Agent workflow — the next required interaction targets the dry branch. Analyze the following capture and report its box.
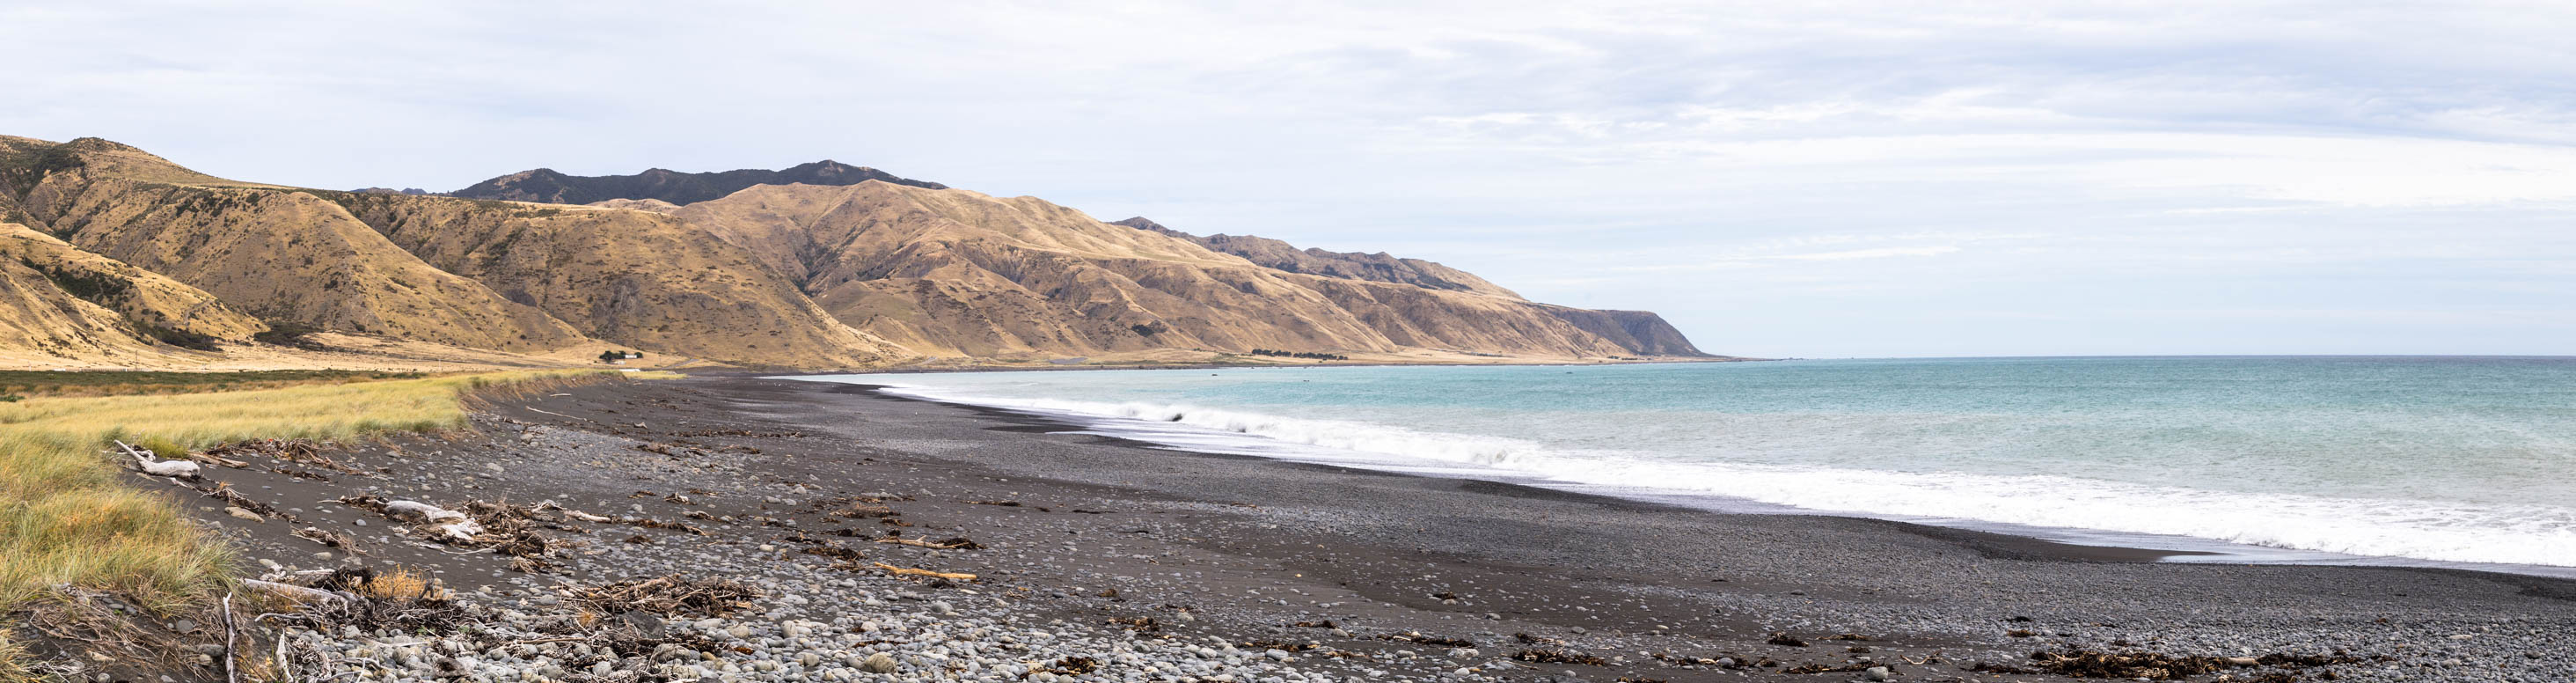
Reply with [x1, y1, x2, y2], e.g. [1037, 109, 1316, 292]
[872, 562, 976, 580]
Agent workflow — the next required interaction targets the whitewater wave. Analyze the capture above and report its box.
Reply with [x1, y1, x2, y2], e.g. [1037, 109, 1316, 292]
[875, 385, 2576, 569]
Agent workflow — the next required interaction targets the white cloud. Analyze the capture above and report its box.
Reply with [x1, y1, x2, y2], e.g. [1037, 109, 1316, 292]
[1775, 246, 1962, 261]
[3, 0, 2572, 356]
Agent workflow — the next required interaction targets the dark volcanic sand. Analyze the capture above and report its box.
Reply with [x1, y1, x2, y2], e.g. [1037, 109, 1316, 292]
[154, 376, 2576, 682]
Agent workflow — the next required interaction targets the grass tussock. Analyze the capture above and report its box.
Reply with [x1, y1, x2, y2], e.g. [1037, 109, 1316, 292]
[351, 568, 448, 601]
[0, 369, 633, 613]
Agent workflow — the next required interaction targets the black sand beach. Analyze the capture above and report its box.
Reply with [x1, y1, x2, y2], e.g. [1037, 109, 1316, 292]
[135, 375, 2576, 682]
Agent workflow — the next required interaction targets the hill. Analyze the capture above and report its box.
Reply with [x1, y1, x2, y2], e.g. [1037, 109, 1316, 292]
[451, 160, 945, 205]
[669, 181, 1706, 359]
[0, 222, 267, 347]
[0, 134, 1712, 369]
[1, 136, 589, 352]
[325, 193, 903, 368]
[0, 224, 187, 363]
[0, 136, 902, 368]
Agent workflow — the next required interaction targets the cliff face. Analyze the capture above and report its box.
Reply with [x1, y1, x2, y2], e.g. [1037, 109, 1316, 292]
[671, 182, 1696, 359]
[1113, 216, 1708, 356]
[1112, 217, 1522, 298]
[1544, 308, 1706, 356]
[452, 160, 945, 205]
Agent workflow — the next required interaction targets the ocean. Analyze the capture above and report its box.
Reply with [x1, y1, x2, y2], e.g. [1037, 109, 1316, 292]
[792, 356, 2576, 575]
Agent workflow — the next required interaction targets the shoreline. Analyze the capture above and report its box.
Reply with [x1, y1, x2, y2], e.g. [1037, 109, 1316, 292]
[111, 375, 2576, 682]
[772, 356, 1766, 377]
[833, 380, 2221, 568]
[790, 374, 2576, 582]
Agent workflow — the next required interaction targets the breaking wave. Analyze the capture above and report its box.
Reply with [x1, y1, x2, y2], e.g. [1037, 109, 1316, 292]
[875, 384, 2576, 569]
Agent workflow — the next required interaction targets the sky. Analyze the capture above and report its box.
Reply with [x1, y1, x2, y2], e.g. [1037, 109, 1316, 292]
[4, 1, 2572, 358]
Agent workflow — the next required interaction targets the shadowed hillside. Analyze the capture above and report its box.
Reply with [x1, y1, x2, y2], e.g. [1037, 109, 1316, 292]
[0, 222, 267, 347]
[1112, 217, 1522, 298]
[452, 160, 945, 205]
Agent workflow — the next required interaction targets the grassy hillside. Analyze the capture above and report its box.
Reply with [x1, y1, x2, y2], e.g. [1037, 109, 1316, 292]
[677, 181, 1665, 359]
[3, 137, 592, 353]
[325, 192, 905, 368]
[0, 222, 267, 347]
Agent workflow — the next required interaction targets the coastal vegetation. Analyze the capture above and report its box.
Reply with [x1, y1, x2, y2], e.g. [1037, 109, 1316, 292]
[1248, 349, 1350, 361]
[0, 368, 427, 398]
[0, 370, 658, 624]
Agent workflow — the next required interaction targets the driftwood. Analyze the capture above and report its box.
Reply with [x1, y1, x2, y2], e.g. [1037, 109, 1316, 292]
[872, 562, 976, 580]
[872, 536, 981, 550]
[291, 526, 362, 554]
[523, 407, 596, 424]
[207, 438, 365, 474]
[572, 574, 762, 616]
[117, 440, 201, 478]
[240, 579, 349, 608]
[220, 592, 238, 683]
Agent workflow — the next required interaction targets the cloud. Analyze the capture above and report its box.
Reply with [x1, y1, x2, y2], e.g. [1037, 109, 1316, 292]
[2, 0, 2571, 356]
[1775, 246, 1962, 261]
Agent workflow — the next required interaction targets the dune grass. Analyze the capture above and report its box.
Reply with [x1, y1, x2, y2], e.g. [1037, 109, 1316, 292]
[0, 369, 433, 400]
[0, 369, 648, 615]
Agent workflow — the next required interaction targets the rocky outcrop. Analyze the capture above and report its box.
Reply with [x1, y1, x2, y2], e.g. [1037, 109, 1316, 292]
[452, 161, 944, 206]
[1113, 217, 1521, 298]
[1544, 308, 1706, 356]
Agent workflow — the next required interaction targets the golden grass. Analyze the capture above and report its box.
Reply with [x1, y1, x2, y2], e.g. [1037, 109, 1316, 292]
[0, 369, 628, 613]
[353, 568, 447, 601]
[0, 369, 436, 399]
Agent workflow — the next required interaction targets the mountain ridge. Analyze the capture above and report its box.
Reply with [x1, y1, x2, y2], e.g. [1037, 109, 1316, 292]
[452, 160, 945, 205]
[1110, 217, 1523, 298]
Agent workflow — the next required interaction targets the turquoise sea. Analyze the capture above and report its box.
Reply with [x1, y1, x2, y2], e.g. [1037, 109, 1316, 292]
[796, 356, 2576, 574]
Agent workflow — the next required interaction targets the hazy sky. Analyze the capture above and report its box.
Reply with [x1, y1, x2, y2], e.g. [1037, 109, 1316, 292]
[7, 1, 2572, 357]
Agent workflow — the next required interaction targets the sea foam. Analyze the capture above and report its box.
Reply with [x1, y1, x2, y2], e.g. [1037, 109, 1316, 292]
[875, 383, 2576, 569]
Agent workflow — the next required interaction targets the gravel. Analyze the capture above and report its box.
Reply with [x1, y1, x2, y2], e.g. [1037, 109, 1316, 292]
[156, 376, 2576, 683]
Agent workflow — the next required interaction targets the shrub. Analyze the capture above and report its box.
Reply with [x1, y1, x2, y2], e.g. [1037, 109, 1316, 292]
[252, 320, 323, 348]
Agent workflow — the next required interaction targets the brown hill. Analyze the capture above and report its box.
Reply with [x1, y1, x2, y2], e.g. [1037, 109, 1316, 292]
[1111, 217, 1522, 298]
[0, 222, 267, 346]
[672, 182, 1702, 359]
[0, 245, 169, 362]
[0, 135, 1710, 368]
[1, 136, 899, 368]
[325, 193, 902, 368]
[3, 136, 589, 352]
[0, 218, 257, 363]
[452, 160, 944, 205]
